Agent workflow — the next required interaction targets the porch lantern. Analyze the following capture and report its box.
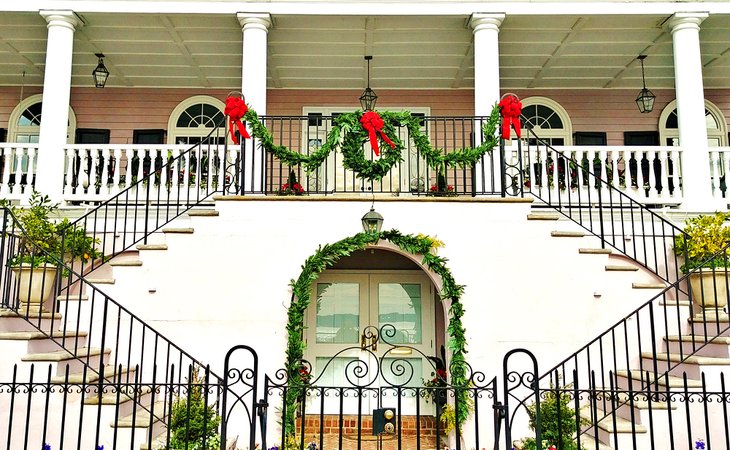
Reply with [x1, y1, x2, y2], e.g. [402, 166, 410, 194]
[635, 55, 655, 114]
[359, 55, 378, 111]
[361, 206, 384, 233]
[92, 53, 109, 88]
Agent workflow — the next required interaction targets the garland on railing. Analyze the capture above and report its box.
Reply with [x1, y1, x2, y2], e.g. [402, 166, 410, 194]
[283, 230, 469, 435]
[240, 103, 501, 182]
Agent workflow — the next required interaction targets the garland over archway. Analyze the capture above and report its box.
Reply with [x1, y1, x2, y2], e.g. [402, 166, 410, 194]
[283, 229, 469, 434]
[240, 104, 501, 181]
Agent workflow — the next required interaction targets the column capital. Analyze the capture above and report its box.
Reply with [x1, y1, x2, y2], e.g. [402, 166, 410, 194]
[469, 13, 505, 33]
[665, 12, 708, 34]
[40, 10, 82, 31]
[237, 13, 272, 31]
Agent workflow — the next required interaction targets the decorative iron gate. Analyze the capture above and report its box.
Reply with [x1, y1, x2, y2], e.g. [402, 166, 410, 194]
[222, 325, 499, 450]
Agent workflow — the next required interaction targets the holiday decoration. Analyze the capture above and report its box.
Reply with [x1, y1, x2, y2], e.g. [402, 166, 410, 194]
[360, 110, 396, 156]
[224, 95, 250, 144]
[499, 94, 522, 139]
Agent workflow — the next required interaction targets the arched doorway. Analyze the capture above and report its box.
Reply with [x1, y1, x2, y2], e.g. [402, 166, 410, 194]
[304, 248, 446, 388]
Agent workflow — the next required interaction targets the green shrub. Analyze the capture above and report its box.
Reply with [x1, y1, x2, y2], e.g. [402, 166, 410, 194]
[522, 388, 585, 450]
[168, 368, 221, 450]
[674, 212, 730, 272]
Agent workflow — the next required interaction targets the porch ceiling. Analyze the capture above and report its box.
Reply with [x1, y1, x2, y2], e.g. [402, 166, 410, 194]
[1, 12, 730, 90]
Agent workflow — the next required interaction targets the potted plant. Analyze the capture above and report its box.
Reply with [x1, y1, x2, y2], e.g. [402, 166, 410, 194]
[515, 387, 586, 450]
[1, 192, 102, 311]
[166, 367, 221, 450]
[278, 170, 305, 196]
[673, 212, 730, 319]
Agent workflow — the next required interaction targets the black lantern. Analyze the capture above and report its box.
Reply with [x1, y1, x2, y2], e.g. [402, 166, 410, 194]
[359, 56, 378, 111]
[635, 55, 655, 114]
[361, 206, 384, 233]
[92, 53, 109, 88]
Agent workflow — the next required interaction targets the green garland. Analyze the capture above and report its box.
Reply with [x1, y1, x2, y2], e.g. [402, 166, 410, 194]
[283, 230, 470, 435]
[242, 104, 501, 182]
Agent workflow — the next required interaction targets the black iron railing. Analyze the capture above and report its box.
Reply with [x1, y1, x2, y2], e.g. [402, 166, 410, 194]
[257, 115, 499, 196]
[507, 125, 687, 285]
[502, 349, 730, 450]
[0, 207, 223, 446]
[0, 363, 221, 450]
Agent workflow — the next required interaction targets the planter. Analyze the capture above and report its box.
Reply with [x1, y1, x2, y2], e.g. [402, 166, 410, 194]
[688, 269, 729, 320]
[10, 264, 58, 312]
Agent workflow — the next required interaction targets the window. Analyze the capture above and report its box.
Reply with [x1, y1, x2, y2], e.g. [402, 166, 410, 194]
[659, 99, 727, 147]
[75, 129, 110, 144]
[520, 97, 572, 145]
[8, 94, 76, 143]
[167, 96, 225, 145]
[133, 129, 166, 145]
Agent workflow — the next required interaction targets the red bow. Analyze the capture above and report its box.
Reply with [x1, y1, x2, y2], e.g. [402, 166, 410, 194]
[498, 95, 522, 139]
[224, 96, 251, 144]
[360, 111, 396, 157]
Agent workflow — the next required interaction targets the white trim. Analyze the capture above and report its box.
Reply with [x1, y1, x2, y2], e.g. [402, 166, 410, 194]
[520, 96, 573, 145]
[8, 94, 76, 143]
[167, 95, 225, 145]
[659, 99, 727, 147]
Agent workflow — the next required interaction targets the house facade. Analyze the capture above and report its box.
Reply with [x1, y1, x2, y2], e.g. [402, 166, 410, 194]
[1, 1, 730, 449]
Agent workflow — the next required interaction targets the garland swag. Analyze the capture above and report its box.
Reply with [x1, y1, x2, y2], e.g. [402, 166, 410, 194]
[283, 230, 470, 435]
[242, 104, 501, 182]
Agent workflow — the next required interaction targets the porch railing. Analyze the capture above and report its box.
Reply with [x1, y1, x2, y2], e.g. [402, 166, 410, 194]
[511, 126, 687, 285]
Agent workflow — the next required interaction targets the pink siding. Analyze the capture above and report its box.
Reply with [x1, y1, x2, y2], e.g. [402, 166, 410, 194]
[1, 86, 730, 147]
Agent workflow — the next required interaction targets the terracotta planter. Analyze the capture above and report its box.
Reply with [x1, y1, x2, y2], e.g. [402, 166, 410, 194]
[688, 269, 729, 320]
[10, 264, 58, 311]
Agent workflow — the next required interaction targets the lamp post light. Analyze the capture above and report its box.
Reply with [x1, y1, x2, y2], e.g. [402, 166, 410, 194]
[92, 53, 109, 88]
[635, 55, 655, 114]
[359, 55, 378, 111]
[361, 206, 384, 234]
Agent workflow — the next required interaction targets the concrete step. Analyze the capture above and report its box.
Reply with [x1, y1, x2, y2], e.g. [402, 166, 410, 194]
[115, 401, 167, 428]
[659, 299, 691, 307]
[52, 365, 136, 384]
[689, 317, 730, 336]
[579, 248, 612, 255]
[615, 369, 703, 389]
[0, 309, 63, 333]
[551, 230, 586, 238]
[86, 277, 116, 284]
[580, 407, 647, 434]
[55, 292, 88, 302]
[110, 259, 143, 267]
[162, 227, 194, 234]
[605, 264, 639, 272]
[640, 351, 730, 378]
[136, 243, 168, 251]
[21, 347, 111, 376]
[632, 282, 667, 289]
[0, 329, 88, 354]
[188, 209, 219, 217]
[664, 334, 730, 358]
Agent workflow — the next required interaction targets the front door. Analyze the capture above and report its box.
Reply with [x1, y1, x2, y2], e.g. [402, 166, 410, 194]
[304, 271, 435, 412]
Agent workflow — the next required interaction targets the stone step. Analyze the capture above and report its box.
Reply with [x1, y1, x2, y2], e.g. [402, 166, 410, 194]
[579, 248, 613, 255]
[86, 278, 116, 284]
[188, 209, 219, 217]
[642, 351, 730, 366]
[0, 330, 86, 341]
[162, 227, 194, 234]
[53, 365, 136, 384]
[605, 264, 639, 272]
[136, 243, 168, 251]
[22, 346, 111, 362]
[115, 401, 166, 428]
[551, 230, 586, 238]
[632, 282, 667, 289]
[527, 212, 560, 220]
[110, 259, 143, 267]
[659, 299, 691, 307]
[615, 369, 703, 389]
[56, 293, 88, 302]
[580, 408, 647, 434]
[0, 309, 64, 333]
[664, 334, 730, 358]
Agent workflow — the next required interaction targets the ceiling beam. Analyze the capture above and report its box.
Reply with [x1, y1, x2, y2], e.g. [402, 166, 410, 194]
[451, 42, 472, 89]
[528, 17, 587, 88]
[0, 35, 44, 77]
[602, 31, 668, 88]
[159, 15, 212, 88]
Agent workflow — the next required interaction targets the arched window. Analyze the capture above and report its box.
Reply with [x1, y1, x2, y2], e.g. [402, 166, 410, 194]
[659, 99, 727, 147]
[519, 97, 573, 145]
[8, 94, 76, 143]
[167, 96, 226, 145]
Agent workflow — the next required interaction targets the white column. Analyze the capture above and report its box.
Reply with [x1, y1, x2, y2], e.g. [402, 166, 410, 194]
[237, 13, 271, 194]
[36, 10, 80, 201]
[667, 12, 713, 211]
[470, 13, 505, 195]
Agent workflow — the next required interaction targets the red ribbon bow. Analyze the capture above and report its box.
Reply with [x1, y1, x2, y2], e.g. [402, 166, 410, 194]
[360, 111, 396, 157]
[498, 95, 522, 139]
[224, 96, 251, 144]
